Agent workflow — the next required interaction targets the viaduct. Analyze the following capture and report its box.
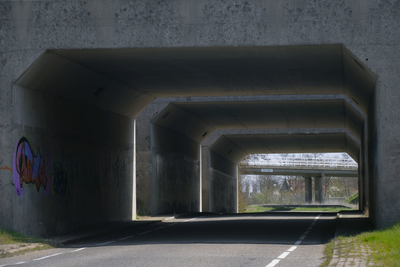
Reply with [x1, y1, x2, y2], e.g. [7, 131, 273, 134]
[0, 0, 399, 236]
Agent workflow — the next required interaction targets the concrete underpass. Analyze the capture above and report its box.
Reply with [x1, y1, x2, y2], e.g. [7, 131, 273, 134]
[1, 1, 399, 242]
[8, 44, 373, 235]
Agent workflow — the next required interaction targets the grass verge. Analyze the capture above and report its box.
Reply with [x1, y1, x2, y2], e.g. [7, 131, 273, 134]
[321, 222, 400, 266]
[320, 238, 335, 267]
[244, 205, 353, 213]
[0, 228, 55, 258]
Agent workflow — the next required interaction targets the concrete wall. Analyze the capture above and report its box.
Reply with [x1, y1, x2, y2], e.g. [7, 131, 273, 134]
[208, 150, 238, 213]
[1, 0, 400, 229]
[151, 124, 200, 215]
[10, 86, 134, 236]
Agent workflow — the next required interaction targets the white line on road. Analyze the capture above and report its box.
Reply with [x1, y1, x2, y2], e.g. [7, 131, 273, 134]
[277, 252, 290, 259]
[70, 248, 86, 252]
[14, 262, 25, 265]
[265, 259, 280, 267]
[33, 253, 64, 261]
[137, 231, 152, 235]
[184, 220, 190, 222]
[119, 235, 135, 241]
[164, 217, 174, 221]
[96, 241, 115, 246]
[265, 213, 322, 267]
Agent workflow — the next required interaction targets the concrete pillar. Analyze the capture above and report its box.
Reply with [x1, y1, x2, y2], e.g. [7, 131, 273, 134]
[315, 174, 324, 204]
[305, 177, 312, 204]
[201, 146, 210, 212]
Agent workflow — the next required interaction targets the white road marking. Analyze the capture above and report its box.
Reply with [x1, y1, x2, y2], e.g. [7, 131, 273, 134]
[70, 248, 86, 252]
[184, 220, 190, 222]
[119, 235, 135, 241]
[287, 246, 297, 252]
[96, 241, 115, 246]
[164, 217, 174, 221]
[14, 263, 25, 265]
[138, 231, 152, 235]
[304, 231, 310, 235]
[299, 235, 307, 240]
[265, 259, 280, 267]
[277, 252, 290, 259]
[294, 240, 302, 245]
[307, 226, 313, 231]
[0, 265, 7, 267]
[33, 253, 63, 261]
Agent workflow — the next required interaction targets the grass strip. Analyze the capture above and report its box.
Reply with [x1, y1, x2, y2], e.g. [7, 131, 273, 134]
[0, 228, 55, 258]
[244, 205, 353, 213]
[321, 222, 400, 266]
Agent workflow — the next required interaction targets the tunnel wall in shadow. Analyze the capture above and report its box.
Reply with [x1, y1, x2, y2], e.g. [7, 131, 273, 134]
[208, 150, 238, 213]
[368, 87, 378, 227]
[12, 87, 134, 236]
[151, 124, 200, 215]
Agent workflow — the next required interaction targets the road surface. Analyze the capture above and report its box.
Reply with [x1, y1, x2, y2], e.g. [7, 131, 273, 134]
[0, 212, 337, 267]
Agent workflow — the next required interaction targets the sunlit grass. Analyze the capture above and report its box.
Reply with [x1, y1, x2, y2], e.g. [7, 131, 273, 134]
[355, 223, 400, 266]
[244, 205, 353, 213]
[321, 222, 400, 266]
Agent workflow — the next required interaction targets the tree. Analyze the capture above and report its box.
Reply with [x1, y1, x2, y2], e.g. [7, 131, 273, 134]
[237, 155, 251, 212]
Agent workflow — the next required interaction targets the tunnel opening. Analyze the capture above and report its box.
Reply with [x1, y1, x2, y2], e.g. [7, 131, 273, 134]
[238, 152, 359, 213]
[12, 44, 377, 235]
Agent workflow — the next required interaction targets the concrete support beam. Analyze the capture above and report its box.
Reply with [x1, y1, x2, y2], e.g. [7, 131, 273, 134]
[305, 177, 312, 204]
[315, 175, 324, 204]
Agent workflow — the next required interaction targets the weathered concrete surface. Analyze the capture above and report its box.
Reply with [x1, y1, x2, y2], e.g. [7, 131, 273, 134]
[151, 124, 201, 215]
[10, 86, 135, 236]
[1, 0, 400, 232]
[209, 150, 238, 213]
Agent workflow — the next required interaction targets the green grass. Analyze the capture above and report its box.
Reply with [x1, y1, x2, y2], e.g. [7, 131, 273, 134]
[354, 222, 400, 266]
[0, 228, 54, 258]
[244, 205, 353, 213]
[0, 228, 44, 245]
[345, 192, 359, 204]
[320, 238, 335, 267]
[320, 222, 400, 266]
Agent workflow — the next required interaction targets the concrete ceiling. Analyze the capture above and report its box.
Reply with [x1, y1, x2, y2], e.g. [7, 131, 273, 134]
[210, 133, 360, 164]
[16, 45, 376, 117]
[153, 99, 364, 143]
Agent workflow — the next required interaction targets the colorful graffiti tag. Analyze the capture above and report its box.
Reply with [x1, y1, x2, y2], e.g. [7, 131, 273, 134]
[13, 137, 51, 196]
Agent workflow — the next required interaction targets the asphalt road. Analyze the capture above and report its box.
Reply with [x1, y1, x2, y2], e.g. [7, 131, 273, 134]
[0, 212, 337, 267]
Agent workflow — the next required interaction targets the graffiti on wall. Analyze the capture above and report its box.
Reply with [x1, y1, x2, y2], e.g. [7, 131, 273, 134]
[52, 163, 68, 197]
[0, 165, 12, 171]
[13, 137, 51, 196]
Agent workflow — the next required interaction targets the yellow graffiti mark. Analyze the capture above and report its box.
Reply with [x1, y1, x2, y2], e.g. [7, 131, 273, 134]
[0, 165, 12, 171]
